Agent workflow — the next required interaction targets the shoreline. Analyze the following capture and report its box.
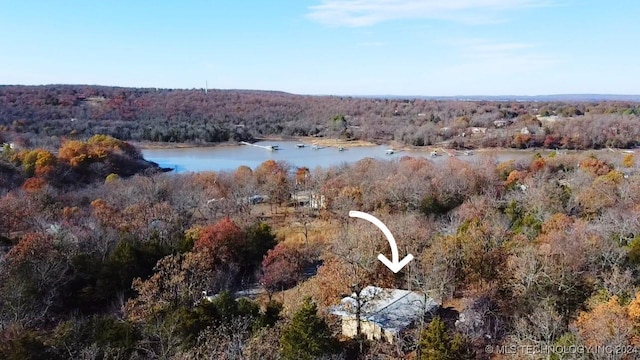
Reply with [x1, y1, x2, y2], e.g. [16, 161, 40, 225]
[134, 137, 638, 156]
[260, 135, 379, 148]
[132, 136, 380, 150]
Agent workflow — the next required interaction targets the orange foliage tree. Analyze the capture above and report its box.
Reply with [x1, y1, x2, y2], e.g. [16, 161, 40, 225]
[58, 140, 92, 168]
[575, 296, 638, 350]
[12, 148, 57, 177]
[622, 153, 635, 168]
[255, 160, 290, 209]
[21, 177, 47, 193]
[58, 134, 140, 169]
[577, 170, 623, 216]
[579, 156, 612, 176]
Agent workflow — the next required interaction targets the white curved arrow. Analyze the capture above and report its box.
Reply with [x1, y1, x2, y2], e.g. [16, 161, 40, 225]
[348, 211, 414, 273]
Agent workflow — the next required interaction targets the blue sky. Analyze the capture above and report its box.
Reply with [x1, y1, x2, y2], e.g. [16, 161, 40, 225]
[1, 0, 638, 96]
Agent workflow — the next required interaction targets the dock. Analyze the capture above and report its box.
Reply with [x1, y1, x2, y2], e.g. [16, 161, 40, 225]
[240, 141, 279, 151]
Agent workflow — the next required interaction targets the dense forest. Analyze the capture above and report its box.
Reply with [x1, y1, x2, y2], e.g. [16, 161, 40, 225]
[2, 85, 640, 358]
[1, 129, 640, 358]
[1, 85, 640, 150]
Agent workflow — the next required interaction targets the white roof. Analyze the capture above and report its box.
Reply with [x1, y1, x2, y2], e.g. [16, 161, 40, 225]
[331, 286, 438, 334]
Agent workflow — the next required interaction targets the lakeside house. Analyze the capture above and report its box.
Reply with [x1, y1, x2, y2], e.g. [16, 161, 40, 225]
[493, 120, 509, 128]
[0, 143, 15, 152]
[290, 192, 326, 209]
[470, 127, 487, 135]
[330, 286, 438, 343]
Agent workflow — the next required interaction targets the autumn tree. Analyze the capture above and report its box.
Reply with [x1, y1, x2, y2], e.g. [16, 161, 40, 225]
[577, 170, 623, 217]
[622, 153, 635, 168]
[124, 251, 215, 321]
[1, 232, 73, 327]
[195, 218, 274, 278]
[231, 165, 257, 213]
[255, 160, 291, 212]
[260, 243, 307, 293]
[575, 296, 638, 354]
[12, 148, 57, 177]
[125, 218, 276, 321]
[512, 300, 564, 354]
[57, 135, 151, 181]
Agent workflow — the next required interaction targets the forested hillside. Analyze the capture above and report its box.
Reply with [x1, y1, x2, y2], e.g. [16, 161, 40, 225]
[2, 85, 640, 358]
[1, 85, 639, 149]
[2, 132, 640, 357]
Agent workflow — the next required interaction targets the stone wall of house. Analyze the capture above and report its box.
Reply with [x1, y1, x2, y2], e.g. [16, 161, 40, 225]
[341, 318, 394, 343]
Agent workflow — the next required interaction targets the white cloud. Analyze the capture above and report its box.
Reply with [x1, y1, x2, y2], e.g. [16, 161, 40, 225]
[307, 0, 554, 27]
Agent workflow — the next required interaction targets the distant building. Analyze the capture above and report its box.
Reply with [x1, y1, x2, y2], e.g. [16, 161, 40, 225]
[331, 286, 438, 343]
[311, 194, 326, 209]
[493, 120, 509, 128]
[236, 195, 266, 205]
[536, 114, 560, 123]
[291, 192, 326, 209]
[520, 127, 531, 135]
[0, 143, 15, 152]
[470, 127, 487, 135]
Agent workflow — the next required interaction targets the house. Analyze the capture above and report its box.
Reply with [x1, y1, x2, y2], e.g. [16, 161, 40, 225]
[310, 193, 326, 209]
[236, 195, 266, 205]
[290, 192, 326, 209]
[0, 143, 15, 152]
[493, 120, 509, 128]
[470, 127, 487, 135]
[331, 286, 438, 343]
[520, 127, 531, 135]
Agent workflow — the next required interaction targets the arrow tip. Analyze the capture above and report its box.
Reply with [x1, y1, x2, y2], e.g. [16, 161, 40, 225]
[377, 253, 414, 273]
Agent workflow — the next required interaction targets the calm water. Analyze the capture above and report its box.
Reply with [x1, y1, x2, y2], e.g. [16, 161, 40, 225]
[141, 140, 537, 173]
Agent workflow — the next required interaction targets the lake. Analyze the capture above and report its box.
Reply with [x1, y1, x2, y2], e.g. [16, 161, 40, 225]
[141, 140, 538, 173]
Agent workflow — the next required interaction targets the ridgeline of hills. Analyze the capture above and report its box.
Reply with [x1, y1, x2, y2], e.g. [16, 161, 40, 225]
[374, 94, 640, 102]
[1, 84, 639, 149]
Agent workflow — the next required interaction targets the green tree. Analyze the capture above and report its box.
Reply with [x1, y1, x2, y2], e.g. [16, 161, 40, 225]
[280, 297, 337, 360]
[0, 329, 49, 360]
[331, 114, 348, 132]
[419, 317, 473, 360]
[245, 222, 277, 267]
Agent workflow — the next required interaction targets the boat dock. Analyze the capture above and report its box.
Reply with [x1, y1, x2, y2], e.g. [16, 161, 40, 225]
[240, 141, 279, 151]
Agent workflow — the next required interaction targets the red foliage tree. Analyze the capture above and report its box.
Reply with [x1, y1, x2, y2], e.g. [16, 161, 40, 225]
[194, 217, 247, 264]
[21, 177, 46, 193]
[260, 243, 306, 293]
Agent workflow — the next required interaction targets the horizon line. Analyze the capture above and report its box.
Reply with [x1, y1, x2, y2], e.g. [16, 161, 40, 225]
[1, 83, 640, 100]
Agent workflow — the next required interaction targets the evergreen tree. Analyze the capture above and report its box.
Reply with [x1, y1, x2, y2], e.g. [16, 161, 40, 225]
[419, 316, 473, 360]
[280, 297, 337, 360]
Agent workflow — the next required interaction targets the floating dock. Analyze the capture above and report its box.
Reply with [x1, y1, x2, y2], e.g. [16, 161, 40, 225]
[240, 142, 279, 151]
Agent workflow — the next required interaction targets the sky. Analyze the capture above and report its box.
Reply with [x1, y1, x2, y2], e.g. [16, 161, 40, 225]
[0, 1, 638, 96]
